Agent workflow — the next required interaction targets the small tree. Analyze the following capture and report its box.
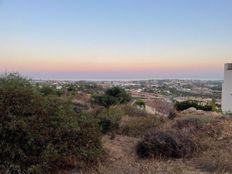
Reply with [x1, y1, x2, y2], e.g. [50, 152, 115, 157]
[211, 98, 217, 112]
[39, 85, 57, 96]
[93, 87, 131, 138]
[135, 99, 145, 109]
[93, 86, 131, 108]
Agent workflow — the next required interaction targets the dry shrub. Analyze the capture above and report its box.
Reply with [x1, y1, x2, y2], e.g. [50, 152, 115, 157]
[97, 106, 124, 134]
[194, 146, 232, 174]
[120, 116, 162, 137]
[196, 117, 227, 139]
[192, 118, 232, 173]
[172, 117, 203, 134]
[171, 115, 216, 136]
[221, 118, 232, 138]
[136, 130, 200, 159]
[122, 105, 148, 117]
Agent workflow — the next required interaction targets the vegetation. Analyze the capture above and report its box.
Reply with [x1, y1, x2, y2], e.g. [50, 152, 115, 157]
[134, 99, 145, 109]
[0, 73, 231, 174]
[0, 73, 103, 173]
[123, 105, 148, 117]
[194, 146, 232, 173]
[193, 118, 232, 173]
[136, 130, 199, 159]
[211, 98, 217, 112]
[97, 107, 124, 134]
[175, 100, 212, 111]
[93, 86, 131, 108]
[120, 116, 162, 137]
[39, 85, 62, 96]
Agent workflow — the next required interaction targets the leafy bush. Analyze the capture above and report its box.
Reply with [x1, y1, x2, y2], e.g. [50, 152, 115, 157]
[93, 87, 131, 108]
[97, 107, 124, 134]
[175, 100, 212, 111]
[39, 85, 58, 96]
[136, 130, 199, 159]
[0, 73, 103, 173]
[134, 99, 145, 109]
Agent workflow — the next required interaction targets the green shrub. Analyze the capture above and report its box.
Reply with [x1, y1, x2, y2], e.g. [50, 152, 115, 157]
[175, 100, 212, 111]
[97, 107, 124, 134]
[93, 87, 131, 108]
[39, 85, 57, 96]
[134, 99, 145, 109]
[0, 73, 103, 173]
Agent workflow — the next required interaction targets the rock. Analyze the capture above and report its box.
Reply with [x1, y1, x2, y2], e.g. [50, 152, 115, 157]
[196, 110, 205, 115]
[182, 107, 197, 114]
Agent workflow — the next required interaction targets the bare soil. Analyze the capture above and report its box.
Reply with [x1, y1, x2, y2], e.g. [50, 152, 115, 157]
[75, 135, 209, 174]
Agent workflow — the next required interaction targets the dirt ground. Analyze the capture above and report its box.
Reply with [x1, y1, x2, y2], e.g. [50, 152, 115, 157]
[72, 135, 209, 174]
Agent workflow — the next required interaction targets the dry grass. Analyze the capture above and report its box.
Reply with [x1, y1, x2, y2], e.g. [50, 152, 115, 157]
[192, 118, 232, 174]
[67, 115, 232, 174]
[119, 115, 163, 137]
[81, 135, 209, 174]
[122, 104, 149, 117]
[194, 146, 232, 174]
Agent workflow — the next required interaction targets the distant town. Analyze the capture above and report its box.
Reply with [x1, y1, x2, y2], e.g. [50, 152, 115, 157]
[32, 79, 222, 117]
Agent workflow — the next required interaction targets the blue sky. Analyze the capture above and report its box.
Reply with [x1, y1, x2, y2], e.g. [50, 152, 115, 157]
[0, 0, 232, 80]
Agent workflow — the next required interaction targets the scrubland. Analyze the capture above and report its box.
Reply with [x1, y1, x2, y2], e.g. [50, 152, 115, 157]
[0, 73, 232, 174]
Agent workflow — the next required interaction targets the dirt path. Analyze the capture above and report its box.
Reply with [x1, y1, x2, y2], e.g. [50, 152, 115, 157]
[76, 135, 209, 174]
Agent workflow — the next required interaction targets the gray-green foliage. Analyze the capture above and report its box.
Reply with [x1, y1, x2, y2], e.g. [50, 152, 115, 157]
[0, 73, 103, 173]
[97, 107, 124, 133]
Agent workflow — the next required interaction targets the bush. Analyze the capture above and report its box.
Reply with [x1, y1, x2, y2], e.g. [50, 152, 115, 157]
[134, 99, 145, 109]
[175, 100, 212, 111]
[123, 105, 148, 117]
[172, 117, 203, 132]
[120, 116, 162, 137]
[194, 146, 232, 173]
[97, 107, 124, 134]
[39, 85, 57, 96]
[0, 73, 103, 173]
[93, 87, 131, 108]
[136, 130, 199, 159]
[192, 118, 232, 173]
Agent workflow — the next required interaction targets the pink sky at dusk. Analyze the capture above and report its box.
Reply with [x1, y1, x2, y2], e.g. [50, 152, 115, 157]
[0, 0, 231, 80]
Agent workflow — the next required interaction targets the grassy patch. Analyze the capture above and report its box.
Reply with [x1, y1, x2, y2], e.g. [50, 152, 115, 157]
[120, 116, 163, 137]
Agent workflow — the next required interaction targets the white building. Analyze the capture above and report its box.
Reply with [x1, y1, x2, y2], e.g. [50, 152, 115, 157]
[222, 63, 232, 113]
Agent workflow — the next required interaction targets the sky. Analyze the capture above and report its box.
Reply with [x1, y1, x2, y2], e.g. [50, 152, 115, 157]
[0, 0, 232, 80]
